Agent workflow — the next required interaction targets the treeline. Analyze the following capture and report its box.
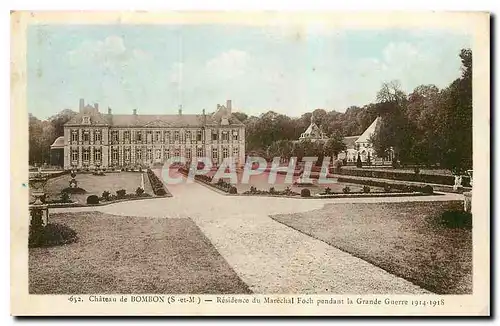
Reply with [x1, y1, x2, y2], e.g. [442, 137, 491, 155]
[235, 48, 473, 173]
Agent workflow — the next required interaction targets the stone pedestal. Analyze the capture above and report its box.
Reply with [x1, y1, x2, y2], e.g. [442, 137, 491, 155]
[464, 191, 472, 213]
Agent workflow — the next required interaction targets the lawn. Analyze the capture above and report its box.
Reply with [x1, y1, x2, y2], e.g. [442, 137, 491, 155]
[29, 212, 251, 294]
[39, 172, 153, 204]
[202, 170, 386, 195]
[271, 200, 472, 294]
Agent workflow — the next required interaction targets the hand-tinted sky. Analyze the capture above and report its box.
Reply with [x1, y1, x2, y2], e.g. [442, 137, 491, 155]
[27, 24, 471, 119]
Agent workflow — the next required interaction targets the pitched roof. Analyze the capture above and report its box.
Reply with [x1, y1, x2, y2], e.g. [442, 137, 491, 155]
[343, 135, 360, 149]
[355, 117, 381, 144]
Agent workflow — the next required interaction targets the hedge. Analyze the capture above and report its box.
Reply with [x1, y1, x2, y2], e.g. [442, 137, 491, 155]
[337, 176, 432, 193]
[338, 168, 470, 187]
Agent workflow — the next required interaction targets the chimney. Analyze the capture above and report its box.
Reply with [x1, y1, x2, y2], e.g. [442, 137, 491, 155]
[202, 109, 206, 125]
[108, 107, 112, 115]
[178, 105, 183, 115]
[79, 98, 84, 113]
[94, 103, 99, 112]
[226, 100, 232, 114]
[133, 109, 137, 116]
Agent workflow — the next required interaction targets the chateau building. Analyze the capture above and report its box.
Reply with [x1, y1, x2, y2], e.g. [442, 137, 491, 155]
[62, 99, 245, 170]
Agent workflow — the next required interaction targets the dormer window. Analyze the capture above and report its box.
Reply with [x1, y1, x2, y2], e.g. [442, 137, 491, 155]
[82, 116, 90, 124]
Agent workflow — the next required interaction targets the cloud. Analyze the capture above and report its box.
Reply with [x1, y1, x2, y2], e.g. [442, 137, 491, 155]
[68, 36, 148, 70]
[205, 49, 250, 80]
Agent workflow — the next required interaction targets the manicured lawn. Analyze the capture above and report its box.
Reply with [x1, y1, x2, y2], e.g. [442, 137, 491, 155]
[40, 172, 152, 204]
[29, 212, 251, 294]
[203, 170, 386, 195]
[271, 200, 472, 294]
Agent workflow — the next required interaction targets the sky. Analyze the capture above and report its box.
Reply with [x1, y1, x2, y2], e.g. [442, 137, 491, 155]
[27, 24, 472, 119]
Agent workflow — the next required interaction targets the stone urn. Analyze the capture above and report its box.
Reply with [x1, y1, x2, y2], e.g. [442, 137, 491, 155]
[463, 169, 473, 213]
[28, 172, 49, 227]
[29, 172, 48, 205]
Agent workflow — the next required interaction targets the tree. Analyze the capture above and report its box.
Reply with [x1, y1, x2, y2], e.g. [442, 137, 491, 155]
[356, 153, 363, 168]
[324, 133, 347, 159]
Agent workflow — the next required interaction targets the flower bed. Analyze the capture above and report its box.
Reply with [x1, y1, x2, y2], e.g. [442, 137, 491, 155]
[337, 176, 434, 194]
[242, 186, 300, 197]
[146, 169, 169, 196]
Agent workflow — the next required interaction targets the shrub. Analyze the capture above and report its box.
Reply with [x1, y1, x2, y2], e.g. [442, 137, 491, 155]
[229, 186, 238, 194]
[269, 187, 275, 194]
[29, 223, 78, 248]
[422, 185, 434, 194]
[414, 167, 420, 175]
[86, 195, 100, 205]
[61, 187, 87, 194]
[439, 210, 472, 229]
[146, 168, 169, 196]
[250, 186, 257, 194]
[362, 185, 371, 193]
[116, 189, 127, 199]
[324, 187, 332, 194]
[384, 184, 392, 192]
[301, 188, 311, 197]
[342, 186, 351, 194]
[136, 187, 145, 196]
[60, 192, 71, 203]
[102, 190, 111, 201]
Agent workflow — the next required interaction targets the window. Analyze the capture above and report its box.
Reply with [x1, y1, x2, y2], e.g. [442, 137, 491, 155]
[212, 131, 218, 141]
[165, 131, 171, 143]
[222, 131, 229, 141]
[233, 130, 239, 141]
[196, 147, 204, 158]
[112, 148, 119, 161]
[82, 116, 90, 124]
[94, 130, 101, 142]
[71, 131, 78, 142]
[124, 131, 130, 142]
[174, 131, 180, 142]
[223, 147, 229, 158]
[83, 130, 90, 142]
[186, 148, 192, 161]
[155, 149, 161, 160]
[136, 148, 143, 160]
[147, 149, 152, 161]
[164, 148, 170, 160]
[174, 148, 180, 158]
[124, 148, 131, 161]
[212, 148, 218, 160]
[155, 131, 161, 142]
[83, 149, 90, 162]
[146, 131, 152, 143]
[197, 130, 202, 141]
[136, 131, 143, 142]
[233, 147, 239, 157]
[71, 149, 78, 162]
[111, 131, 119, 143]
[185, 131, 191, 143]
[94, 148, 101, 163]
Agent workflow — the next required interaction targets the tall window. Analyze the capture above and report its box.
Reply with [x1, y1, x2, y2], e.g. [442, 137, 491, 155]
[233, 130, 239, 141]
[83, 130, 90, 142]
[165, 131, 171, 144]
[197, 130, 203, 141]
[155, 131, 161, 143]
[212, 131, 218, 141]
[136, 148, 143, 160]
[83, 149, 90, 162]
[155, 149, 161, 160]
[185, 131, 191, 143]
[71, 149, 78, 162]
[174, 131, 180, 142]
[196, 147, 204, 158]
[147, 149, 152, 161]
[124, 148, 131, 161]
[233, 147, 239, 158]
[222, 131, 229, 141]
[174, 148, 180, 157]
[94, 148, 101, 163]
[164, 148, 170, 160]
[111, 131, 119, 143]
[146, 131, 153, 143]
[71, 131, 78, 142]
[124, 131, 130, 142]
[212, 148, 218, 160]
[186, 148, 192, 161]
[112, 148, 119, 161]
[94, 130, 101, 142]
[136, 131, 143, 142]
[223, 147, 229, 158]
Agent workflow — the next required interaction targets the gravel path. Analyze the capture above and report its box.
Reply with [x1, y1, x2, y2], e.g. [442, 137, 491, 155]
[53, 170, 463, 294]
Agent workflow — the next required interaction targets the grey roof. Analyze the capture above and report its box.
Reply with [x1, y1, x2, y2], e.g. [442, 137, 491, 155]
[50, 136, 65, 149]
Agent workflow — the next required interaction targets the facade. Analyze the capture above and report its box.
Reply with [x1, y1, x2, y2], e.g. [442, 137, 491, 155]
[63, 99, 245, 170]
[298, 113, 327, 142]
